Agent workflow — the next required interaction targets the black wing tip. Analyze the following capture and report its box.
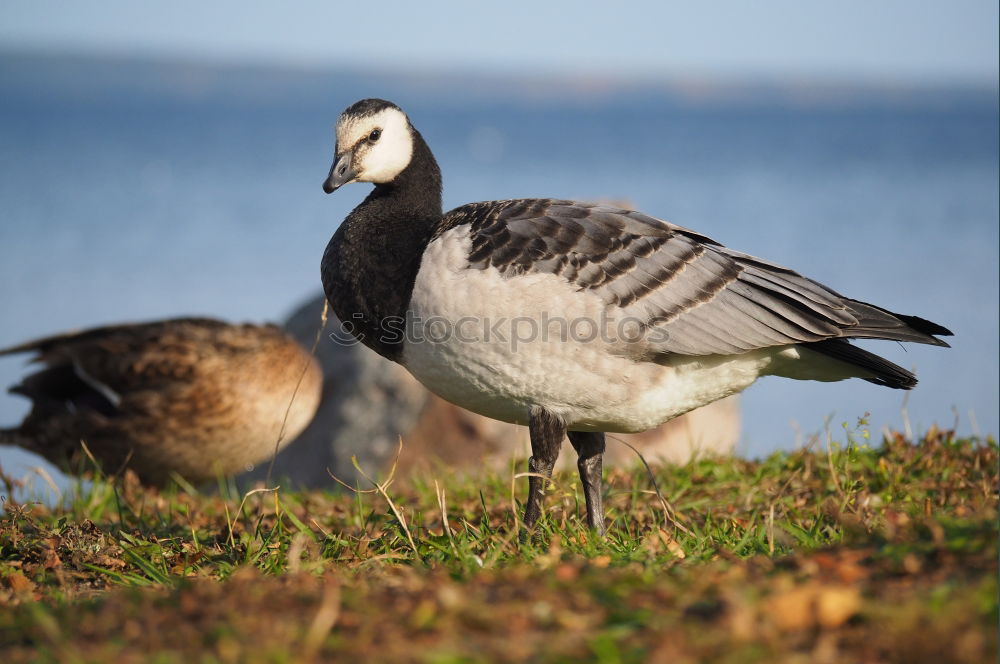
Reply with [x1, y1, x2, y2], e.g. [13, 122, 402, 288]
[806, 338, 919, 390]
[858, 357, 918, 391]
[845, 300, 953, 347]
[928, 337, 951, 349]
[895, 313, 953, 338]
[868, 372, 919, 390]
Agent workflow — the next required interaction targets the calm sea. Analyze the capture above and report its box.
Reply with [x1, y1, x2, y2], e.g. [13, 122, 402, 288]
[1, 54, 997, 487]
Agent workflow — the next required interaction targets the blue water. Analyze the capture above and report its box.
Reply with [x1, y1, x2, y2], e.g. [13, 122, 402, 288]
[1, 55, 997, 486]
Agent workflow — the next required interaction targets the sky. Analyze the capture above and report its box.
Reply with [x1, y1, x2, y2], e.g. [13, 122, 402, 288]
[0, 1, 997, 84]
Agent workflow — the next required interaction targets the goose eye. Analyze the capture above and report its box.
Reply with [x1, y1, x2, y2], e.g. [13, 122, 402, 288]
[368, 129, 382, 142]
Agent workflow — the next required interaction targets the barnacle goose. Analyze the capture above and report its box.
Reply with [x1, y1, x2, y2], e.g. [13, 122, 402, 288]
[0, 318, 323, 485]
[321, 98, 951, 534]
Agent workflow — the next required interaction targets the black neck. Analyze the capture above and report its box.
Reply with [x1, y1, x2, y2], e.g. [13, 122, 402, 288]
[321, 128, 443, 361]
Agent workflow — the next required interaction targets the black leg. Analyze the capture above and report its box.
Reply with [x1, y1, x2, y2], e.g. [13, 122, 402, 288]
[568, 431, 607, 535]
[523, 407, 566, 531]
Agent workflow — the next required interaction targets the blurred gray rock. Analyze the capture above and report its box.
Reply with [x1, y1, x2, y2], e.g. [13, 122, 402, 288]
[245, 295, 427, 488]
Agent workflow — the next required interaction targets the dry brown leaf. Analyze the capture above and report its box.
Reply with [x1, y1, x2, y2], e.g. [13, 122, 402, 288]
[765, 582, 861, 632]
[724, 593, 757, 642]
[812, 549, 870, 583]
[554, 563, 579, 582]
[902, 553, 923, 574]
[816, 586, 861, 628]
[765, 584, 818, 632]
[642, 528, 686, 559]
[41, 548, 62, 570]
[658, 529, 686, 559]
[4, 571, 35, 594]
[591, 555, 611, 568]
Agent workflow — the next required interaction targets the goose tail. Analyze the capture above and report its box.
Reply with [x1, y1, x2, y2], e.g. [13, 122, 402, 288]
[804, 339, 918, 390]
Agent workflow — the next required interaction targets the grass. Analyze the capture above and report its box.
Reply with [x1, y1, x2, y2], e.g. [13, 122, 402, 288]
[0, 424, 996, 663]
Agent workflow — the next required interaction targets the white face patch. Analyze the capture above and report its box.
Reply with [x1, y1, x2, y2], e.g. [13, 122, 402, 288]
[336, 107, 414, 184]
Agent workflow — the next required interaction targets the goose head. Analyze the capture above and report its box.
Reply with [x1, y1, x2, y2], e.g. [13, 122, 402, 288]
[323, 99, 414, 193]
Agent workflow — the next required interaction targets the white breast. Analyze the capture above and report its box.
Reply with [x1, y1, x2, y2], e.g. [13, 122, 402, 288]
[402, 225, 780, 432]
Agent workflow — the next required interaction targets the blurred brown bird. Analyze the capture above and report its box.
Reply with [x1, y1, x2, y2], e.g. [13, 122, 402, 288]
[0, 317, 322, 485]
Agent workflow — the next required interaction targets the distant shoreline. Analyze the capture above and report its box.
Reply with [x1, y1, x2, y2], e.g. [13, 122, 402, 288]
[1, 48, 996, 114]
